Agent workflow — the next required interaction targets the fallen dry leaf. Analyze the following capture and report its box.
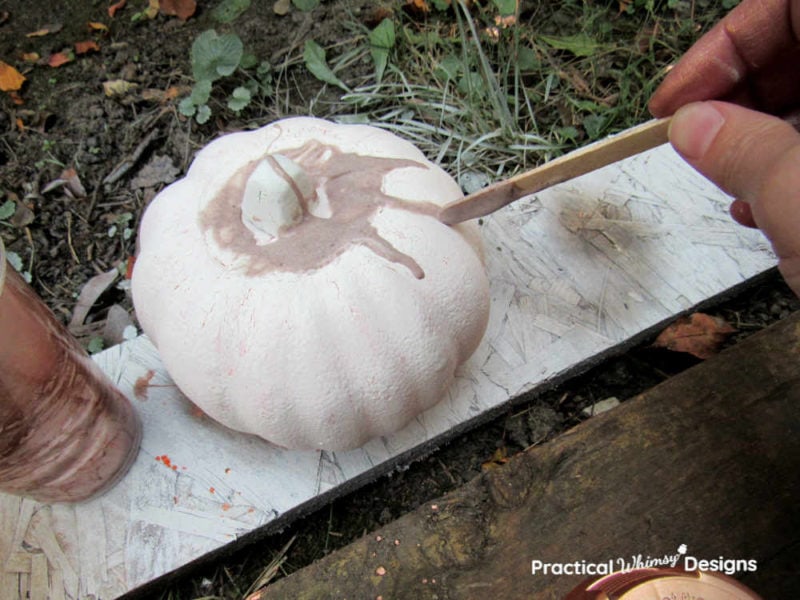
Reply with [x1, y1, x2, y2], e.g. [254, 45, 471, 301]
[26, 23, 63, 38]
[406, 0, 431, 13]
[108, 0, 127, 18]
[42, 167, 88, 198]
[69, 267, 119, 332]
[273, 0, 291, 16]
[103, 79, 138, 97]
[652, 312, 736, 359]
[0, 60, 25, 92]
[141, 84, 187, 102]
[88, 21, 109, 31]
[75, 40, 100, 54]
[22, 52, 40, 62]
[125, 255, 136, 279]
[48, 50, 75, 68]
[144, 0, 160, 19]
[159, 0, 196, 20]
[481, 446, 509, 472]
[130, 154, 179, 189]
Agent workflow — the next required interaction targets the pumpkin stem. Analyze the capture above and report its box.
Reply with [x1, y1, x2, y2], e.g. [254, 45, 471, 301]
[240, 154, 313, 244]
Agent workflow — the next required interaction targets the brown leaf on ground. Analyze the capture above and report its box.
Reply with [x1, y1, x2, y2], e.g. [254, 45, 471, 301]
[88, 21, 109, 32]
[480, 446, 509, 472]
[69, 267, 119, 332]
[144, 0, 160, 19]
[48, 50, 75, 68]
[273, 0, 291, 16]
[0, 60, 25, 91]
[103, 79, 138, 97]
[108, 0, 127, 18]
[130, 154, 179, 189]
[26, 23, 63, 37]
[42, 167, 87, 198]
[140, 84, 188, 102]
[652, 313, 736, 360]
[75, 40, 100, 54]
[159, 0, 196, 20]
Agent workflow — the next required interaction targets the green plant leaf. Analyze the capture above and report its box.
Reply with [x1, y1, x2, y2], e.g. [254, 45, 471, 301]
[457, 71, 486, 99]
[292, 0, 320, 10]
[178, 97, 197, 117]
[211, 0, 251, 23]
[196, 104, 212, 124]
[303, 40, 349, 91]
[369, 19, 395, 83]
[0, 200, 15, 221]
[370, 18, 396, 49]
[431, 0, 450, 10]
[87, 337, 104, 354]
[239, 52, 258, 70]
[539, 33, 599, 57]
[191, 30, 244, 82]
[190, 80, 212, 104]
[227, 86, 252, 112]
[492, 0, 517, 15]
[435, 54, 462, 81]
[583, 114, 607, 140]
[516, 46, 539, 71]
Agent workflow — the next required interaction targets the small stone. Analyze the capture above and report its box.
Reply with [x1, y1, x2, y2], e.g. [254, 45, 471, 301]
[375, 566, 386, 576]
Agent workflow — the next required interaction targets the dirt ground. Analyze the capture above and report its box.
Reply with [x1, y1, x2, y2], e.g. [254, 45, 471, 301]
[1, 0, 367, 343]
[2, 1, 799, 596]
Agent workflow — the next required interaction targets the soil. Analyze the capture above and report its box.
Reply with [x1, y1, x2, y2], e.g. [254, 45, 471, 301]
[2, 1, 799, 598]
[1, 0, 368, 342]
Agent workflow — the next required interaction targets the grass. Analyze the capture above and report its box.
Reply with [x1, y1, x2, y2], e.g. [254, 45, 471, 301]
[153, 0, 735, 597]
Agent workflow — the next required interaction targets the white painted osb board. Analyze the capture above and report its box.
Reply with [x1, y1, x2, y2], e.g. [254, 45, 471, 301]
[0, 143, 776, 599]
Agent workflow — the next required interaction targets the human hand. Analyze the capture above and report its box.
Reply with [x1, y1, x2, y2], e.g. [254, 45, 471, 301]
[648, 0, 800, 295]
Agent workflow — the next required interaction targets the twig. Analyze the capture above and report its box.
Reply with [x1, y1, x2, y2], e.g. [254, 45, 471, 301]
[65, 212, 81, 265]
[102, 128, 160, 186]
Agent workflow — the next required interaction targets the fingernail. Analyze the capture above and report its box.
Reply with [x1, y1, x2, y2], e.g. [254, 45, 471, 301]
[669, 102, 726, 160]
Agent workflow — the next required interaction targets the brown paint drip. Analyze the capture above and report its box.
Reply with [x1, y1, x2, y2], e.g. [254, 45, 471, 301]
[199, 140, 444, 279]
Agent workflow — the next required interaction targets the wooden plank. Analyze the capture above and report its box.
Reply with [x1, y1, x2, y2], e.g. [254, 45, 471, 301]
[0, 142, 778, 598]
[261, 311, 800, 599]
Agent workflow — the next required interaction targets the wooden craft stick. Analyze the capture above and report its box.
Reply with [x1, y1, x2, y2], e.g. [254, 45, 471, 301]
[438, 117, 671, 225]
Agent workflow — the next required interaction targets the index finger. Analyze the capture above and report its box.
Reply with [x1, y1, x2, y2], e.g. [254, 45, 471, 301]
[649, 0, 800, 116]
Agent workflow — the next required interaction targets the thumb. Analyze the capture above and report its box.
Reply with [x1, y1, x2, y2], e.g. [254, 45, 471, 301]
[669, 101, 800, 293]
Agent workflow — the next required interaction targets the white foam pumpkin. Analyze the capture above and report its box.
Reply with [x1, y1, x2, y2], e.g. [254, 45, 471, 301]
[132, 117, 490, 450]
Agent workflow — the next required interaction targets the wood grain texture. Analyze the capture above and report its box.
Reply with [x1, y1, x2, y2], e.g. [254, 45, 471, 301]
[0, 143, 777, 598]
[262, 312, 800, 599]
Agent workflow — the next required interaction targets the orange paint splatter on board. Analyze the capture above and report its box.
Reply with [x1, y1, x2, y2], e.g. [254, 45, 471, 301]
[224, 468, 231, 475]
[134, 370, 156, 400]
[209, 487, 215, 494]
[155, 454, 182, 471]
[221, 503, 231, 511]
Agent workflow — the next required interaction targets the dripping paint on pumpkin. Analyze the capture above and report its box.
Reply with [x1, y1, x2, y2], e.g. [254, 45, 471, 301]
[199, 139, 442, 279]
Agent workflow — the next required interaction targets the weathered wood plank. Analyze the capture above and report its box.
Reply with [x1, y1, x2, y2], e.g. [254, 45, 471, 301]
[262, 311, 800, 599]
[0, 142, 779, 598]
